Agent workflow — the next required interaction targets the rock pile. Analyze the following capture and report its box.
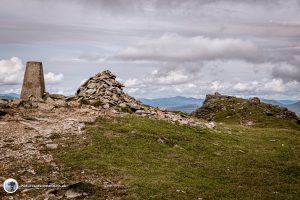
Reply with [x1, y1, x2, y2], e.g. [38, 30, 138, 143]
[192, 92, 300, 125]
[75, 70, 141, 110]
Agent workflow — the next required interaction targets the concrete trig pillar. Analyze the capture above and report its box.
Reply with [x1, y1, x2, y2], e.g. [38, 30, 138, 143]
[21, 61, 46, 99]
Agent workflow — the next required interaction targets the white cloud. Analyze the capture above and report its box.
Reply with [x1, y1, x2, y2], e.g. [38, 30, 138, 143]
[262, 79, 285, 92]
[128, 88, 139, 94]
[144, 68, 189, 85]
[0, 57, 23, 84]
[233, 81, 259, 92]
[124, 78, 138, 87]
[232, 78, 300, 94]
[44, 72, 64, 83]
[211, 81, 223, 92]
[115, 33, 261, 62]
[122, 59, 300, 99]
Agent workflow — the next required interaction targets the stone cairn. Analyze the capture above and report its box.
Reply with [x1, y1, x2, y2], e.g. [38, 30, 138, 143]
[76, 70, 142, 110]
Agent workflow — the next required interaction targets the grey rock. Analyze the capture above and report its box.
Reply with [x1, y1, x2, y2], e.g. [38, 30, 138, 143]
[45, 97, 55, 104]
[205, 121, 216, 129]
[118, 103, 127, 108]
[65, 189, 82, 199]
[249, 97, 260, 105]
[46, 143, 58, 149]
[135, 110, 145, 115]
[87, 83, 98, 89]
[85, 89, 96, 94]
[0, 99, 9, 108]
[264, 109, 273, 116]
[54, 99, 67, 107]
[103, 104, 110, 109]
[49, 94, 66, 100]
[38, 103, 55, 111]
[128, 103, 142, 111]
[112, 94, 119, 102]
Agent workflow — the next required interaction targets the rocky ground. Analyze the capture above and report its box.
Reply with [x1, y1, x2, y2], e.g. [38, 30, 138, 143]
[0, 70, 213, 199]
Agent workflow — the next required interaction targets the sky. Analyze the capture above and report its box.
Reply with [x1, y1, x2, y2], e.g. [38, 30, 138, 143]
[0, 0, 300, 99]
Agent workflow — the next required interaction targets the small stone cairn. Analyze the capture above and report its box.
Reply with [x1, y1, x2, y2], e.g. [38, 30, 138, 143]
[76, 70, 142, 110]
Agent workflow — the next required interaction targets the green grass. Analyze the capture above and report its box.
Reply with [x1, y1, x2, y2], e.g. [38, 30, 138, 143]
[210, 99, 300, 129]
[57, 116, 300, 199]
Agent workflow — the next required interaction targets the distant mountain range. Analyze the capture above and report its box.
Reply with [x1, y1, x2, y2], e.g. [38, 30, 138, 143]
[0, 93, 19, 99]
[1, 93, 299, 115]
[139, 96, 300, 115]
[261, 99, 299, 106]
[287, 102, 300, 115]
[139, 96, 203, 113]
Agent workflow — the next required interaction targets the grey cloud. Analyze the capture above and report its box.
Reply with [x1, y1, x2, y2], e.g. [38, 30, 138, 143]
[115, 33, 262, 62]
[78, 52, 104, 61]
[143, 62, 202, 86]
[272, 63, 300, 82]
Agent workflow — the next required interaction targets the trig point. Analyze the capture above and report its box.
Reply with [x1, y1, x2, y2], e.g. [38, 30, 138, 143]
[21, 61, 46, 99]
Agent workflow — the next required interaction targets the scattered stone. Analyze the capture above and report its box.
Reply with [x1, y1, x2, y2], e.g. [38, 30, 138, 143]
[103, 103, 110, 109]
[213, 152, 222, 156]
[135, 110, 145, 115]
[0, 99, 9, 108]
[10, 99, 21, 107]
[205, 121, 216, 129]
[37, 102, 55, 111]
[264, 109, 273, 116]
[46, 143, 58, 149]
[241, 120, 255, 126]
[49, 94, 66, 100]
[157, 138, 165, 143]
[65, 189, 83, 199]
[118, 103, 127, 108]
[249, 97, 260, 105]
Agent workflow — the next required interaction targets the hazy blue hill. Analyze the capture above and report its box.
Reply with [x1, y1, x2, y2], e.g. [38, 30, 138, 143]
[0, 93, 19, 99]
[168, 104, 201, 113]
[277, 100, 299, 105]
[261, 99, 300, 115]
[139, 96, 203, 113]
[287, 102, 300, 115]
[261, 99, 283, 106]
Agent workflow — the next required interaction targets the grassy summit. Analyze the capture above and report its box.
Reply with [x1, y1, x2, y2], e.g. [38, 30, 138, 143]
[57, 115, 300, 199]
[192, 93, 300, 129]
